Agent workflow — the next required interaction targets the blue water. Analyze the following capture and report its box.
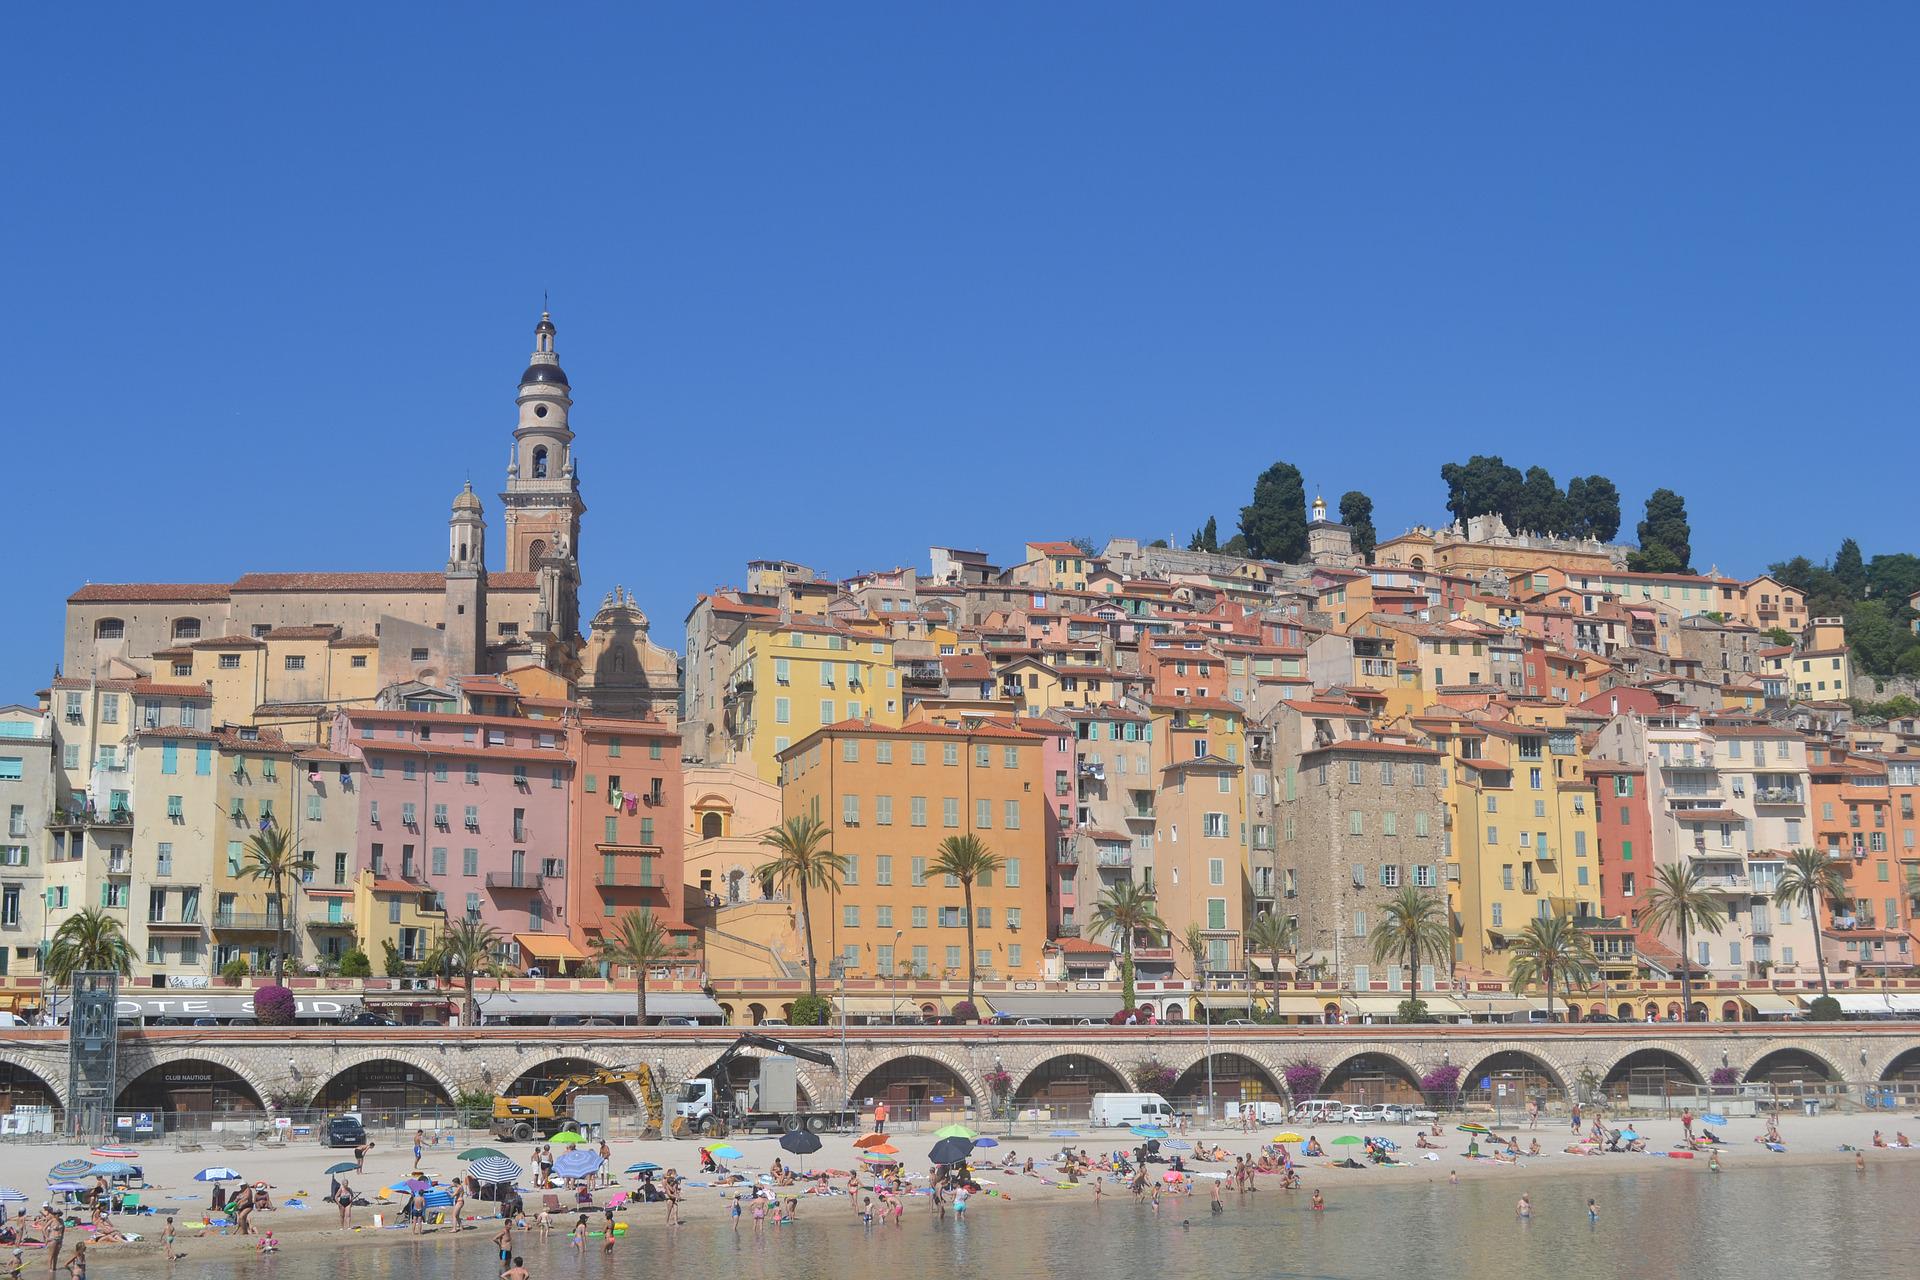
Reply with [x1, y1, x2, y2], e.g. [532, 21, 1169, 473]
[126, 1160, 1917, 1278]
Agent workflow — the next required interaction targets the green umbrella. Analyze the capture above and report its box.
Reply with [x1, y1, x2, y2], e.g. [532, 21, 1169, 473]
[548, 1132, 587, 1146]
[1330, 1135, 1363, 1145]
[932, 1125, 979, 1140]
[324, 1162, 358, 1175]
[458, 1148, 506, 1161]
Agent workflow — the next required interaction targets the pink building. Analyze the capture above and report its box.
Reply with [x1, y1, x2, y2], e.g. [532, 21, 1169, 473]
[335, 708, 574, 944]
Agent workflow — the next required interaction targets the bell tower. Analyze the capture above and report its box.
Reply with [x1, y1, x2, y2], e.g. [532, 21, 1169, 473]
[501, 311, 584, 642]
[443, 482, 488, 677]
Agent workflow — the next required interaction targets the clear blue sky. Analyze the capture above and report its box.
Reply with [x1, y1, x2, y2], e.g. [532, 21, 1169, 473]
[6, 6, 1917, 693]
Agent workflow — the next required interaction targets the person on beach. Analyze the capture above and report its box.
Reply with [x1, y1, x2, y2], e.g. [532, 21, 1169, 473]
[1448, 1170, 1458, 1187]
[162, 1215, 177, 1260]
[257, 1230, 278, 1255]
[1708, 1151, 1721, 1173]
[1209, 1180, 1224, 1215]
[57, 1243, 82, 1280]
[413, 1129, 426, 1165]
[494, 1217, 515, 1266]
[664, 1172, 682, 1226]
[1587, 1199, 1599, 1223]
[1871, 1130, 1887, 1148]
[1516, 1195, 1531, 1219]
[451, 1182, 467, 1230]
[874, 1100, 889, 1134]
[335, 1178, 354, 1229]
[1526, 1100, 1539, 1129]
[1855, 1151, 1866, 1173]
[1680, 1110, 1694, 1143]
[354, 1140, 371, 1173]
[1570, 1104, 1582, 1135]
[570, 1215, 587, 1252]
[502, 1259, 530, 1280]
[1310, 1190, 1324, 1212]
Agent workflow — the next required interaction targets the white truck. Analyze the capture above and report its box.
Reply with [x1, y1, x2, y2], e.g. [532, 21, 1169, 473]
[673, 1031, 859, 1136]
[1088, 1091, 1176, 1128]
[1222, 1099, 1289, 1125]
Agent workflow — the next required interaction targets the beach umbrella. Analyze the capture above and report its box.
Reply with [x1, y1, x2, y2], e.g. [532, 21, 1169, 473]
[931, 1124, 979, 1140]
[1272, 1132, 1304, 1144]
[0, 1189, 27, 1203]
[193, 1168, 242, 1183]
[548, 1132, 586, 1146]
[778, 1132, 822, 1155]
[458, 1148, 506, 1161]
[1456, 1124, 1491, 1135]
[422, 1189, 455, 1209]
[48, 1160, 94, 1180]
[46, 1182, 85, 1194]
[624, 1162, 661, 1175]
[86, 1161, 134, 1176]
[1701, 1114, 1728, 1127]
[1048, 1130, 1081, 1138]
[399, 1178, 432, 1194]
[928, 1136, 974, 1165]
[865, 1142, 900, 1156]
[972, 1136, 1000, 1148]
[852, 1133, 890, 1150]
[705, 1145, 743, 1161]
[1162, 1171, 1186, 1182]
[1162, 1140, 1192, 1151]
[89, 1146, 139, 1161]
[1617, 1129, 1641, 1142]
[1330, 1135, 1362, 1145]
[468, 1157, 522, 1185]
[324, 1162, 358, 1175]
[552, 1151, 604, 1180]
[1129, 1125, 1169, 1139]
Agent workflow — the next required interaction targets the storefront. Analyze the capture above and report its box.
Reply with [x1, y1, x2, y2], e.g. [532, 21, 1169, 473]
[118, 1060, 263, 1114]
[314, 1059, 452, 1121]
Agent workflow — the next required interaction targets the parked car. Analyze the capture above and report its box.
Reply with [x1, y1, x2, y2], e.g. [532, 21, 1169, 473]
[1344, 1104, 1385, 1123]
[341, 1011, 397, 1027]
[1222, 1018, 1256, 1026]
[657, 1016, 697, 1027]
[323, 1116, 367, 1148]
[1580, 1012, 1620, 1023]
[1290, 1099, 1347, 1123]
[1381, 1104, 1438, 1124]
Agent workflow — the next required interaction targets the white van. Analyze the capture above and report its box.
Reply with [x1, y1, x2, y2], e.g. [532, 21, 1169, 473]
[1089, 1092, 1175, 1128]
[1290, 1099, 1345, 1123]
[1223, 1100, 1289, 1125]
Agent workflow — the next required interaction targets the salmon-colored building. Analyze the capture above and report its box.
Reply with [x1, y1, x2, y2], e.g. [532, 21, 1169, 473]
[566, 715, 688, 960]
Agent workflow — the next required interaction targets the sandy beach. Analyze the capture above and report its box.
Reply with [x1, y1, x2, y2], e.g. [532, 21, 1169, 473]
[5, 1105, 1917, 1273]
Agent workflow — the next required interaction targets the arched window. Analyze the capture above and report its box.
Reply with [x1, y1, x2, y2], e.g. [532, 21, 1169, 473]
[532, 446, 549, 479]
[95, 618, 125, 641]
[528, 539, 547, 565]
[702, 812, 723, 839]
[172, 618, 201, 639]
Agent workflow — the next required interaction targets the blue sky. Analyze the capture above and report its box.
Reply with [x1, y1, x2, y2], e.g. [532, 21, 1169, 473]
[5, 6, 1917, 693]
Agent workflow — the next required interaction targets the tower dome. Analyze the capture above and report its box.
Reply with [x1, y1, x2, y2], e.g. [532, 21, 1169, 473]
[452, 480, 484, 514]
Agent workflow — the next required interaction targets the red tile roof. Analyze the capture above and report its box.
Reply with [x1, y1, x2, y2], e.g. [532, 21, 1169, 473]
[1052, 936, 1115, 954]
[232, 571, 536, 592]
[264, 625, 341, 641]
[130, 680, 211, 698]
[68, 583, 231, 603]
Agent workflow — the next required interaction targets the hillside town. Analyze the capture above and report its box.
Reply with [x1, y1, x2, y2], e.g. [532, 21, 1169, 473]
[4, 314, 1917, 1035]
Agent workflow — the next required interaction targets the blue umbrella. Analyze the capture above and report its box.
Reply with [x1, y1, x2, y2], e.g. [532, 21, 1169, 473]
[193, 1167, 242, 1183]
[927, 1136, 975, 1165]
[972, 1136, 1000, 1148]
[87, 1161, 135, 1176]
[705, 1146, 743, 1161]
[422, 1189, 455, 1209]
[48, 1160, 94, 1180]
[1616, 1130, 1641, 1142]
[624, 1162, 661, 1174]
[1048, 1130, 1081, 1138]
[1162, 1140, 1193, 1150]
[1129, 1125, 1169, 1139]
[1701, 1114, 1728, 1127]
[47, 1182, 85, 1194]
[551, 1150, 603, 1180]
[468, 1157, 522, 1185]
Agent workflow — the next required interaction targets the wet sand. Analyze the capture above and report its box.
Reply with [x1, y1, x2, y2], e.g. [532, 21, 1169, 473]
[7, 1107, 1917, 1273]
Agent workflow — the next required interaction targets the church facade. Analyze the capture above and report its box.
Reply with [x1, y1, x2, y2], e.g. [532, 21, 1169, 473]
[60, 314, 680, 723]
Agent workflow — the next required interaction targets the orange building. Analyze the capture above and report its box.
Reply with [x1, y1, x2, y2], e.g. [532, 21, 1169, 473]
[777, 720, 1048, 983]
[565, 715, 688, 960]
[1807, 744, 1911, 973]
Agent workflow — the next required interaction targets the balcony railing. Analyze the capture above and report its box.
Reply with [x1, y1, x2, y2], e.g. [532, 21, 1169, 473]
[1096, 849, 1133, 869]
[1055, 847, 1079, 866]
[212, 912, 281, 931]
[1125, 805, 1156, 821]
[595, 862, 661, 889]
[485, 871, 545, 891]
[1754, 787, 1803, 805]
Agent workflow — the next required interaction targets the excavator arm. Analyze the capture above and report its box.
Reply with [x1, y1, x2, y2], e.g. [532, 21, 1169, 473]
[708, 1030, 840, 1073]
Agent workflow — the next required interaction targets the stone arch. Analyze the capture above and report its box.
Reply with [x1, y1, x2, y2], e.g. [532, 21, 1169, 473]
[849, 1053, 976, 1115]
[117, 1056, 266, 1113]
[117, 1045, 275, 1111]
[0, 1060, 65, 1113]
[1014, 1053, 1129, 1107]
[1720, 999, 1743, 1023]
[1461, 1049, 1567, 1100]
[1742, 1047, 1838, 1086]
[1877, 1045, 1920, 1082]
[1323, 1049, 1424, 1104]
[1170, 1053, 1284, 1111]
[311, 1053, 458, 1120]
[500, 1055, 639, 1104]
[1616, 1002, 1635, 1021]
[1601, 1047, 1703, 1100]
[746, 1003, 768, 1025]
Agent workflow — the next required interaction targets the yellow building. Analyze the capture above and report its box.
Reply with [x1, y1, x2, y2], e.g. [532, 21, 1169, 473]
[1024, 541, 1093, 592]
[160, 626, 382, 743]
[1791, 646, 1851, 701]
[1147, 697, 1248, 971]
[777, 720, 1048, 982]
[722, 621, 901, 783]
[1440, 722, 1600, 975]
[352, 868, 445, 974]
[210, 729, 296, 973]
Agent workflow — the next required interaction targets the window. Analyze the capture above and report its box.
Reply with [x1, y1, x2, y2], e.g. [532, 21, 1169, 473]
[775, 698, 791, 724]
[1383, 811, 1398, 837]
[1490, 903, 1503, 927]
[876, 741, 893, 764]
[1204, 812, 1228, 838]
[431, 846, 447, 876]
[1004, 799, 1021, 829]
[943, 743, 959, 766]
[1347, 760, 1362, 785]
[1414, 811, 1430, 838]
[844, 904, 860, 928]
[910, 857, 927, 887]
[910, 741, 927, 766]
[842, 739, 860, 763]
[433, 802, 448, 828]
[467, 763, 481, 785]
[1380, 864, 1400, 887]
[943, 798, 959, 828]
[1004, 746, 1019, 768]
[1349, 810, 1364, 835]
[976, 798, 992, 829]
[463, 847, 478, 876]
[843, 794, 861, 825]
[284, 655, 306, 671]
[876, 795, 893, 826]
[1209, 858, 1225, 886]
[1414, 864, 1435, 888]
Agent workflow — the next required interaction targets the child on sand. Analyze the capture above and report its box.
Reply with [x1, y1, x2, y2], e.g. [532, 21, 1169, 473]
[257, 1231, 278, 1254]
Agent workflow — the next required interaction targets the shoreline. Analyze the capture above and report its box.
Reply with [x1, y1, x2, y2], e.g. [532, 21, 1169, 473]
[9, 1109, 1917, 1273]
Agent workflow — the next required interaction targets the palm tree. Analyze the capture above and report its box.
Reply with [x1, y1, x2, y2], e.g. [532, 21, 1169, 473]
[759, 814, 846, 996]
[1244, 912, 1297, 1017]
[1642, 862, 1726, 1021]
[1505, 912, 1598, 1022]
[1775, 846, 1847, 1001]
[930, 834, 1006, 1011]
[44, 908, 134, 983]
[425, 916, 504, 1025]
[1182, 923, 1209, 1021]
[1087, 880, 1165, 1010]
[1367, 888, 1451, 1000]
[237, 826, 315, 980]
[595, 909, 680, 1023]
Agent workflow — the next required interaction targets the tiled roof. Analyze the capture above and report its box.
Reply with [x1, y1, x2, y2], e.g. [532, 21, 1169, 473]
[1299, 739, 1442, 759]
[264, 625, 340, 641]
[230, 571, 536, 592]
[189, 635, 264, 649]
[130, 680, 211, 697]
[1052, 936, 1115, 954]
[68, 583, 231, 603]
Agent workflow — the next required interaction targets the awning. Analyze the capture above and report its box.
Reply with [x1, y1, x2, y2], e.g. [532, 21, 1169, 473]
[985, 994, 1120, 1020]
[1418, 996, 1470, 1017]
[1826, 993, 1895, 1015]
[1195, 992, 1257, 1010]
[1739, 993, 1802, 1015]
[1264, 995, 1337, 1017]
[1343, 996, 1414, 1016]
[1887, 994, 1920, 1014]
[475, 990, 725, 1021]
[515, 933, 588, 963]
[837, 996, 928, 1017]
[112, 993, 353, 1022]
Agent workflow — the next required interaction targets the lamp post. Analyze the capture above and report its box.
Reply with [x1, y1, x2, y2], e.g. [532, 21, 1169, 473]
[890, 930, 904, 1023]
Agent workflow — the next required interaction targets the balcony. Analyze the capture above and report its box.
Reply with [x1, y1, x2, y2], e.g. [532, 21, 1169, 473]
[485, 870, 545, 891]
[1124, 804, 1156, 822]
[1696, 873, 1753, 894]
[1753, 787, 1803, 805]
[1659, 754, 1716, 771]
[902, 660, 944, 687]
[1056, 923, 1081, 938]
[104, 854, 131, 875]
[1055, 847, 1079, 866]
[1096, 849, 1133, 869]
[212, 912, 281, 932]
[595, 861, 662, 889]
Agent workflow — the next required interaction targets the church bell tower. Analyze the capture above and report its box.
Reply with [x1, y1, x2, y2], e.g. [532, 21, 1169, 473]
[501, 311, 584, 643]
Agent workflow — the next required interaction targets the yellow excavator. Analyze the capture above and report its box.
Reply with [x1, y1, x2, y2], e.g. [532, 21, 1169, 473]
[491, 1065, 665, 1142]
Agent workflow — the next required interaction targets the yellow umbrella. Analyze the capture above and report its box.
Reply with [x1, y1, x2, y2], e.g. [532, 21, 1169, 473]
[1272, 1132, 1304, 1144]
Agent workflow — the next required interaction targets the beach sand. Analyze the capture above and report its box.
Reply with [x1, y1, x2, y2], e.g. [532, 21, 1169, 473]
[6, 1106, 1916, 1273]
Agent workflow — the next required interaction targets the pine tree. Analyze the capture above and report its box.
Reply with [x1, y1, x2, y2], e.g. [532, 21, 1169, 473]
[1238, 462, 1307, 561]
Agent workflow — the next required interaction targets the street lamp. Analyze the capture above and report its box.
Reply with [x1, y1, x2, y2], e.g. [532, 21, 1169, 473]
[890, 930, 904, 1023]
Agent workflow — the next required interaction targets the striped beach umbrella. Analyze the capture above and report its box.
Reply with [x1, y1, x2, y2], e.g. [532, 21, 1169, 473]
[89, 1146, 139, 1161]
[0, 1188, 28, 1203]
[468, 1157, 522, 1184]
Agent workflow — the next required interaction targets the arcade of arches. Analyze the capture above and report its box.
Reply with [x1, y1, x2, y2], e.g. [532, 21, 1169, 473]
[313, 1060, 451, 1122]
[1014, 1055, 1128, 1107]
[1602, 1050, 1701, 1100]
[118, 1061, 263, 1114]
[503, 1058, 639, 1104]
[1322, 1053, 1424, 1105]
[0, 1063, 60, 1118]
[1170, 1054, 1280, 1112]
[850, 1056, 973, 1114]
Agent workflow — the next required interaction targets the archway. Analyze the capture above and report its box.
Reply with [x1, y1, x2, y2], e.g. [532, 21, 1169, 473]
[1881, 1047, 1920, 1084]
[1602, 1049, 1701, 1101]
[0, 1062, 61, 1117]
[1014, 1054, 1127, 1109]
[1323, 1052, 1423, 1105]
[503, 1057, 637, 1105]
[702, 813, 723, 839]
[1688, 1001, 1708, 1022]
[718, 1003, 736, 1025]
[1462, 1051, 1565, 1106]
[850, 1055, 972, 1119]
[1616, 1002, 1635, 1021]
[1171, 1053, 1282, 1115]
[746, 1003, 767, 1025]
[313, 1059, 452, 1122]
[1721, 1000, 1742, 1023]
[1743, 1049, 1834, 1087]
[118, 1059, 263, 1115]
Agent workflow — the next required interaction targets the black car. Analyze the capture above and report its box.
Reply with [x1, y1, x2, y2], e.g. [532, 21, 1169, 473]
[1580, 1012, 1620, 1023]
[341, 1011, 397, 1027]
[324, 1116, 367, 1148]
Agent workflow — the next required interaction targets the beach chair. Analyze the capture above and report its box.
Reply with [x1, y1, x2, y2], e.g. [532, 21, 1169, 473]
[119, 1192, 144, 1215]
[542, 1194, 563, 1216]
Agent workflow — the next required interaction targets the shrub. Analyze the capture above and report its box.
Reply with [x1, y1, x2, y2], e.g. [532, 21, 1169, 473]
[787, 994, 833, 1026]
[1709, 1066, 1739, 1092]
[1807, 995, 1843, 1021]
[220, 957, 251, 986]
[984, 1067, 1012, 1096]
[454, 1089, 496, 1127]
[337, 948, 372, 978]
[1419, 1063, 1462, 1105]
[1132, 1060, 1177, 1093]
[254, 984, 296, 1026]
[380, 939, 404, 978]
[1397, 997, 1431, 1023]
[951, 999, 980, 1023]
[1283, 1060, 1324, 1100]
